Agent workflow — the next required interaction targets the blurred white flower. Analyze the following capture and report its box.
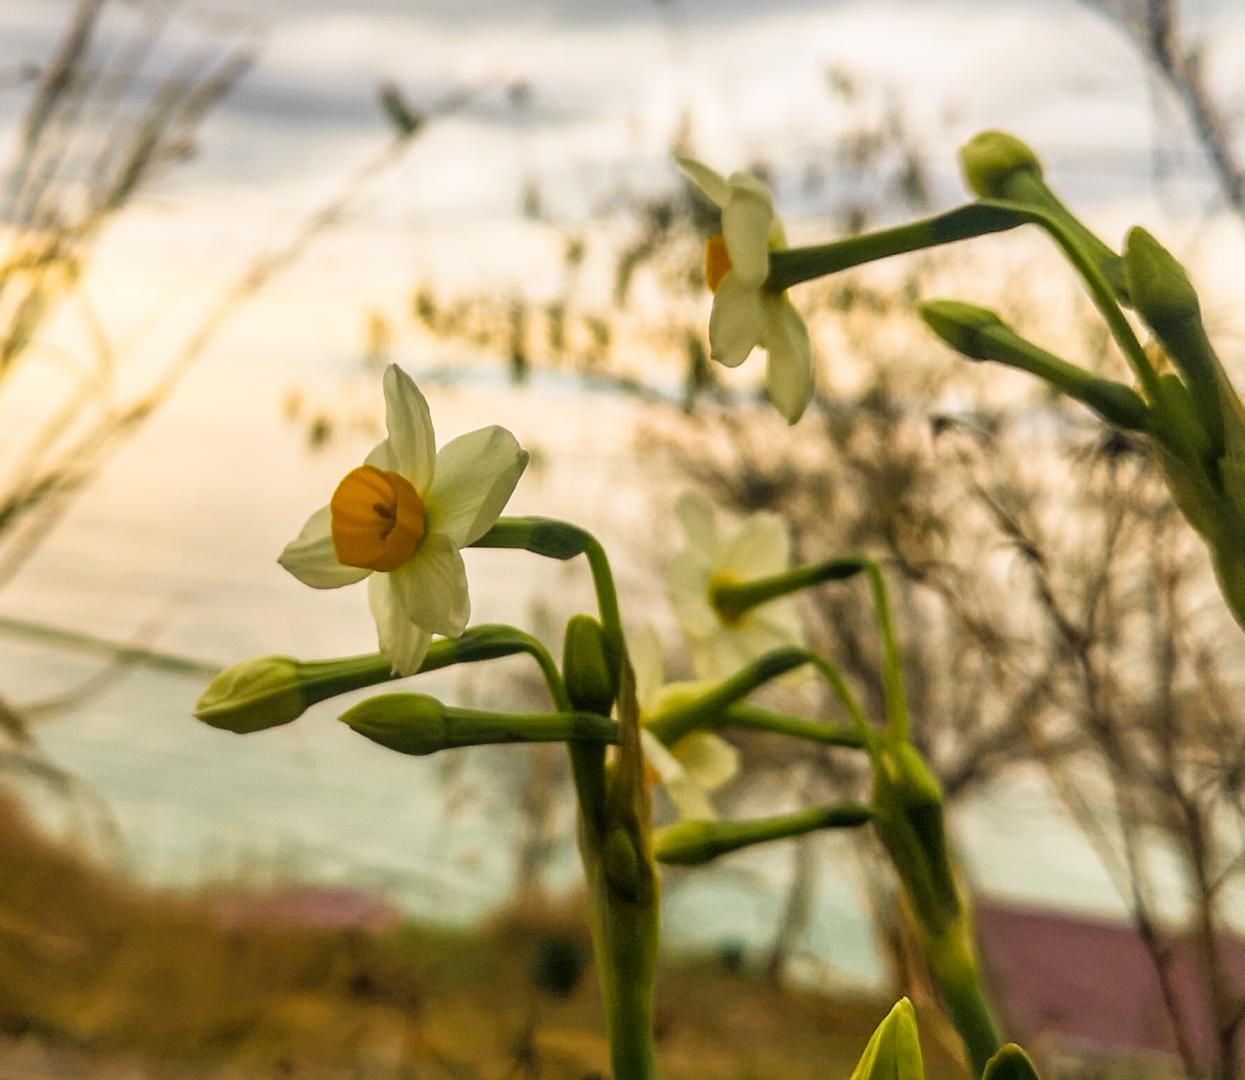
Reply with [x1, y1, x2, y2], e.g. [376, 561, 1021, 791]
[666, 492, 803, 683]
[279, 364, 528, 675]
[676, 156, 813, 423]
[631, 623, 739, 820]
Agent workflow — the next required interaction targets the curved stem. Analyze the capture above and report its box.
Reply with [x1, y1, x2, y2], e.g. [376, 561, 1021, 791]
[766, 202, 1028, 292]
[715, 703, 864, 748]
[645, 646, 874, 749]
[862, 560, 908, 741]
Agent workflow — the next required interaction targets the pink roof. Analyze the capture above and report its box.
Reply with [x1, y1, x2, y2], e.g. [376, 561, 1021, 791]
[975, 899, 1245, 1068]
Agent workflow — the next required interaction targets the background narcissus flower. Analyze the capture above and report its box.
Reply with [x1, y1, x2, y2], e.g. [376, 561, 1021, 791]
[666, 492, 803, 684]
[632, 623, 740, 821]
[677, 156, 814, 423]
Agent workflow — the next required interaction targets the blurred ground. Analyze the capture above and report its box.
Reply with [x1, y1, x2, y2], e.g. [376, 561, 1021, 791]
[0, 793, 967, 1079]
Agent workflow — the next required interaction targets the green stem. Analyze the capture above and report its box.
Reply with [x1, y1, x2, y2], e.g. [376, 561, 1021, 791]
[976, 197, 1163, 406]
[862, 560, 908, 741]
[768, 197, 1164, 408]
[654, 802, 872, 865]
[710, 556, 864, 620]
[714, 703, 864, 747]
[919, 300, 1152, 432]
[645, 646, 874, 749]
[925, 916, 1004, 1078]
[341, 696, 618, 755]
[710, 556, 904, 739]
[766, 202, 1028, 292]
[644, 646, 811, 744]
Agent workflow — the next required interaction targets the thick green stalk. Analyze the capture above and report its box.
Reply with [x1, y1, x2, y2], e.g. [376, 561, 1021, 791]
[576, 651, 659, 1080]
[924, 914, 1004, 1078]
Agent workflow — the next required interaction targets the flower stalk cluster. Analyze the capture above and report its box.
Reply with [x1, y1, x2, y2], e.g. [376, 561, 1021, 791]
[738, 128, 1245, 634]
[192, 176, 1090, 1076]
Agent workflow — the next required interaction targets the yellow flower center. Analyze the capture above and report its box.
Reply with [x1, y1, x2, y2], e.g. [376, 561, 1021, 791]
[704, 234, 731, 293]
[330, 464, 426, 572]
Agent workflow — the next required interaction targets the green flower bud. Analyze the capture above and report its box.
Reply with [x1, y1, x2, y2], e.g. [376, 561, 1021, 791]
[340, 693, 618, 756]
[602, 826, 644, 901]
[195, 652, 397, 734]
[983, 1044, 1041, 1080]
[1123, 226, 1200, 330]
[1124, 227, 1227, 457]
[563, 614, 617, 715]
[872, 741, 959, 935]
[344, 692, 449, 754]
[919, 300, 1003, 361]
[919, 300, 1150, 433]
[194, 655, 304, 734]
[959, 131, 1041, 199]
[849, 998, 925, 1080]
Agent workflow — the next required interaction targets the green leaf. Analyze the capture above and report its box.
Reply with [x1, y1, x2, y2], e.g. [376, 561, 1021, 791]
[848, 997, 924, 1080]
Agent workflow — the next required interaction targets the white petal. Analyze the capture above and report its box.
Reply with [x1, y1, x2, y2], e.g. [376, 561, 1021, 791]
[689, 632, 741, 684]
[666, 551, 719, 639]
[382, 365, 436, 490]
[675, 491, 720, 559]
[364, 438, 397, 471]
[277, 506, 371, 589]
[721, 174, 774, 287]
[730, 618, 802, 665]
[708, 275, 766, 368]
[649, 679, 714, 717]
[640, 729, 716, 821]
[692, 624, 789, 683]
[368, 574, 432, 676]
[764, 296, 814, 424]
[768, 213, 789, 249]
[673, 732, 739, 793]
[718, 511, 791, 580]
[746, 597, 804, 646]
[390, 532, 470, 638]
[426, 425, 529, 546]
[675, 156, 730, 208]
[630, 623, 665, 716]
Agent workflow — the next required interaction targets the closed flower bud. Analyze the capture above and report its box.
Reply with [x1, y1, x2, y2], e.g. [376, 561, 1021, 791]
[1123, 226, 1201, 330]
[563, 614, 617, 715]
[919, 300, 1004, 361]
[195, 655, 303, 734]
[341, 692, 449, 755]
[959, 130, 1042, 199]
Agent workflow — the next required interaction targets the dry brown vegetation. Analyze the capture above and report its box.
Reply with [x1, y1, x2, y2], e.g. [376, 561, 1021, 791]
[0, 792, 975, 1079]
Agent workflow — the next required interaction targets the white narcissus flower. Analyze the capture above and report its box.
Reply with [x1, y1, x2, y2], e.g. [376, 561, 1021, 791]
[676, 156, 814, 424]
[279, 364, 528, 676]
[666, 492, 803, 684]
[632, 623, 739, 821]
